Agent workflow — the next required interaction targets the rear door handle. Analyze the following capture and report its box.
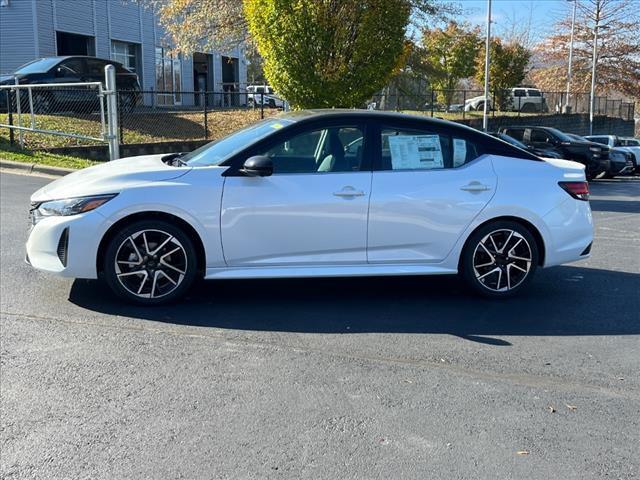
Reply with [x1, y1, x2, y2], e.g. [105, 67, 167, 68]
[461, 182, 491, 192]
[333, 186, 365, 197]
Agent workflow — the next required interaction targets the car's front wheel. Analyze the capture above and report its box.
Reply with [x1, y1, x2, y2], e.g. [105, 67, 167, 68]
[103, 220, 198, 305]
[461, 221, 539, 298]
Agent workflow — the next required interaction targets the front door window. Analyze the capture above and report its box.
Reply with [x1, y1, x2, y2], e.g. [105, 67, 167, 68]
[258, 126, 364, 174]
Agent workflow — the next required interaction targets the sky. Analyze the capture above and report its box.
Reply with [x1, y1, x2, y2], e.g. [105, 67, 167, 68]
[455, 0, 574, 45]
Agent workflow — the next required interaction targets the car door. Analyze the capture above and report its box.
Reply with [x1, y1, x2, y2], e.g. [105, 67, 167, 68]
[221, 123, 372, 266]
[529, 128, 555, 150]
[367, 123, 496, 263]
[51, 58, 87, 110]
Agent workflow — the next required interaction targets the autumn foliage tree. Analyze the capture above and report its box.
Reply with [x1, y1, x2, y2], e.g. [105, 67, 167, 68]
[475, 39, 531, 108]
[530, 0, 640, 98]
[244, 0, 411, 108]
[421, 22, 481, 107]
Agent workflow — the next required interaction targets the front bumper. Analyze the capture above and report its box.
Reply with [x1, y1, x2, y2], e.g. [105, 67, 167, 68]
[25, 211, 108, 279]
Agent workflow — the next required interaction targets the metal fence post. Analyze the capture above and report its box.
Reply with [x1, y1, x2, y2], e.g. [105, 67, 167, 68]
[7, 90, 14, 145]
[260, 92, 264, 119]
[117, 92, 124, 145]
[462, 90, 466, 120]
[203, 96, 208, 140]
[430, 90, 435, 117]
[15, 79, 24, 148]
[104, 65, 120, 161]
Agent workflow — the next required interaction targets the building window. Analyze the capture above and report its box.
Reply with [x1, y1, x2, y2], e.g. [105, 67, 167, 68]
[111, 41, 138, 72]
[155, 46, 182, 105]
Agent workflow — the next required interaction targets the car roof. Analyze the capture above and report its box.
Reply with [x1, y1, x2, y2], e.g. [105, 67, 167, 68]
[33, 56, 123, 65]
[502, 125, 553, 130]
[278, 109, 483, 134]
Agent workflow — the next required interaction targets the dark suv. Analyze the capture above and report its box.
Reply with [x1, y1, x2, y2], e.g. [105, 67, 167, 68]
[0, 56, 140, 113]
[498, 126, 609, 179]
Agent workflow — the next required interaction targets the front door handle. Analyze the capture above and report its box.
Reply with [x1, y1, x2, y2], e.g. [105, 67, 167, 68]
[333, 186, 365, 197]
[460, 181, 491, 192]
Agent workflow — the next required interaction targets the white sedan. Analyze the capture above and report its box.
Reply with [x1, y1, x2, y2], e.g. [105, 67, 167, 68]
[26, 110, 593, 304]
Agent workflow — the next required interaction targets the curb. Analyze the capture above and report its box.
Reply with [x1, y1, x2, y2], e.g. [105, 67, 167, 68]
[0, 159, 75, 177]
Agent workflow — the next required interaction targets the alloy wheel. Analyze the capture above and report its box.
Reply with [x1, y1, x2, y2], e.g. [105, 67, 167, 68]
[472, 229, 532, 292]
[114, 229, 187, 299]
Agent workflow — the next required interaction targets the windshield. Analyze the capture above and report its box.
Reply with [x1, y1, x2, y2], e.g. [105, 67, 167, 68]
[15, 58, 62, 75]
[183, 118, 295, 166]
[547, 128, 574, 143]
[497, 133, 527, 149]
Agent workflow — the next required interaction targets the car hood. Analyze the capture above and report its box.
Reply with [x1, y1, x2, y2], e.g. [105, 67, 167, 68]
[0, 74, 17, 85]
[31, 154, 191, 202]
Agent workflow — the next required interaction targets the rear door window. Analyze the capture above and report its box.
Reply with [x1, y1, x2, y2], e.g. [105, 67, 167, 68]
[378, 126, 479, 171]
[504, 128, 525, 141]
[530, 129, 552, 143]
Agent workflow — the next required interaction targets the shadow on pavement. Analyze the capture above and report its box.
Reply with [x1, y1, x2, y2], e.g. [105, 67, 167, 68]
[589, 199, 640, 214]
[68, 265, 640, 342]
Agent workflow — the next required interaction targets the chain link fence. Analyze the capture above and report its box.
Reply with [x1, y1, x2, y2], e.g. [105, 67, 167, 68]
[1, 85, 634, 156]
[0, 84, 108, 150]
[0, 89, 281, 152]
[367, 88, 635, 121]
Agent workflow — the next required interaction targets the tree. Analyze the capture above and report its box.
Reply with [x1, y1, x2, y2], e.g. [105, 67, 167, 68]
[529, 0, 640, 98]
[475, 39, 531, 108]
[421, 22, 481, 107]
[244, 0, 411, 109]
[142, 0, 247, 53]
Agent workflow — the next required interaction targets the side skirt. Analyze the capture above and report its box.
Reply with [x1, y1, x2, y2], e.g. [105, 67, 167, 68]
[204, 264, 458, 280]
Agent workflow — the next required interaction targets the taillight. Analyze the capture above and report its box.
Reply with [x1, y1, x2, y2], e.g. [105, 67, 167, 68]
[559, 181, 590, 201]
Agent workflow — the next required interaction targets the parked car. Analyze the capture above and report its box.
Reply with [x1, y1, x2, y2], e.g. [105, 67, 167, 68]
[489, 132, 563, 159]
[569, 134, 634, 178]
[247, 85, 284, 109]
[585, 135, 639, 173]
[464, 87, 548, 113]
[26, 110, 593, 304]
[498, 126, 609, 179]
[0, 56, 140, 113]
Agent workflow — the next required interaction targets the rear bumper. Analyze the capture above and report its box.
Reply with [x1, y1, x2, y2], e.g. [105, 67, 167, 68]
[541, 198, 593, 268]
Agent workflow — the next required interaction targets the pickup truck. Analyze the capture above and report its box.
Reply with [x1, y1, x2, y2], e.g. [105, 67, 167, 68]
[464, 87, 548, 113]
[498, 126, 609, 180]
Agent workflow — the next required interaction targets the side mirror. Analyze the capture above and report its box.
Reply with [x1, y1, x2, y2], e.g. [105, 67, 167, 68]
[240, 155, 273, 177]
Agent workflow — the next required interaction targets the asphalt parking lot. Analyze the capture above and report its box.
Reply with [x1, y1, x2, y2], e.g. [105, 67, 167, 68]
[1, 170, 639, 479]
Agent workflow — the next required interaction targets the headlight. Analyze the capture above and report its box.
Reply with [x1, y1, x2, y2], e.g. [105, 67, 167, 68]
[31, 194, 117, 224]
[589, 146, 601, 152]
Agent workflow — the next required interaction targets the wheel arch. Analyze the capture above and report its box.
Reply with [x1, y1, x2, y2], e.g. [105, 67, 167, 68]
[96, 211, 206, 276]
[457, 215, 546, 270]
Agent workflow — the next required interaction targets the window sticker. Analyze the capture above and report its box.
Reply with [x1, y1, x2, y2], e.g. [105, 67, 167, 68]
[388, 134, 444, 170]
[453, 138, 467, 167]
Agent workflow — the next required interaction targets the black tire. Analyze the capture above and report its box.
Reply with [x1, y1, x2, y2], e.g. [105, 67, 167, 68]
[521, 103, 536, 113]
[103, 220, 199, 305]
[461, 220, 539, 299]
[474, 101, 485, 111]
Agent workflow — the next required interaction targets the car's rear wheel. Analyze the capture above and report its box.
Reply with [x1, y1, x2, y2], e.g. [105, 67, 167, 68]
[461, 221, 539, 298]
[103, 220, 198, 305]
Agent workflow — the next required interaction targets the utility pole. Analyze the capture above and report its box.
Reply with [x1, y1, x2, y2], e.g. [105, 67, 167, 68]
[482, 0, 492, 132]
[589, 15, 607, 135]
[564, 0, 577, 113]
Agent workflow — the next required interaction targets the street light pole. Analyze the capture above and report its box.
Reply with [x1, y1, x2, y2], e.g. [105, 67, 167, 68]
[565, 0, 577, 113]
[589, 21, 599, 136]
[482, 0, 492, 132]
